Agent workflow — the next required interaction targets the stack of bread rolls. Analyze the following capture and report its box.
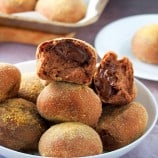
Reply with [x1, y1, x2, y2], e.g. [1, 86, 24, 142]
[36, 38, 103, 157]
[35, 38, 148, 156]
[0, 37, 148, 157]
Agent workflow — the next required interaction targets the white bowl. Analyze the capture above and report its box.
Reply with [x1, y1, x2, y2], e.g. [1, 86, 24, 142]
[0, 60, 157, 158]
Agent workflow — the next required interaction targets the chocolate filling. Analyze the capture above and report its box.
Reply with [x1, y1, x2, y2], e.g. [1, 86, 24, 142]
[95, 60, 119, 100]
[44, 41, 90, 65]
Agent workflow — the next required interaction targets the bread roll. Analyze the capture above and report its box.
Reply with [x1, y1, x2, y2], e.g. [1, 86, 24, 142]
[0, 98, 47, 151]
[0, 63, 21, 103]
[39, 122, 103, 157]
[37, 81, 102, 127]
[132, 24, 158, 64]
[94, 52, 135, 106]
[96, 102, 148, 151]
[18, 72, 44, 103]
[36, 38, 97, 85]
[35, 0, 87, 23]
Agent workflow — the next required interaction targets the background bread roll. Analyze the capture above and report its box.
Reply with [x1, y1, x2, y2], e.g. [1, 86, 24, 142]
[0, 0, 37, 13]
[35, 0, 87, 23]
[132, 24, 158, 64]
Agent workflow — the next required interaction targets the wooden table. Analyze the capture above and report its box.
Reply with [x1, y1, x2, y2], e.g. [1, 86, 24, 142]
[0, 0, 158, 157]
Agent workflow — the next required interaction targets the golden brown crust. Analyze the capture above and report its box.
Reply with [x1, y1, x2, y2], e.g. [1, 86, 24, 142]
[0, 98, 47, 151]
[0, 0, 37, 13]
[18, 72, 44, 103]
[35, 0, 87, 23]
[39, 122, 103, 157]
[132, 24, 158, 64]
[37, 81, 102, 127]
[96, 102, 148, 151]
[36, 38, 97, 85]
[0, 63, 21, 103]
[94, 52, 135, 105]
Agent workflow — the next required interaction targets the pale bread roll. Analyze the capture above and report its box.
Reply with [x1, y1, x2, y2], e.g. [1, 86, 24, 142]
[35, 0, 87, 23]
[132, 24, 158, 64]
[0, 0, 37, 13]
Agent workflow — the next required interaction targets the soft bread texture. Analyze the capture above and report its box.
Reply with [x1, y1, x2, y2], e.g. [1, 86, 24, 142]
[37, 81, 102, 127]
[39, 122, 103, 157]
[132, 24, 158, 64]
[0, 0, 37, 13]
[96, 102, 148, 151]
[36, 38, 97, 85]
[0, 98, 47, 151]
[0, 63, 21, 103]
[94, 52, 135, 105]
[35, 0, 87, 23]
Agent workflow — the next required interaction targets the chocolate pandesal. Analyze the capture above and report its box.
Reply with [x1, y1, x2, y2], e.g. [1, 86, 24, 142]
[37, 81, 102, 127]
[0, 98, 47, 151]
[39, 122, 103, 157]
[132, 24, 158, 64]
[0, 63, 21, 103]
[94, 52, 135, 105]
[35, 0, 87, 23]
[36, 38, 97, 85]
[18, 72, 44, 103]
[96, 102, 148, 151]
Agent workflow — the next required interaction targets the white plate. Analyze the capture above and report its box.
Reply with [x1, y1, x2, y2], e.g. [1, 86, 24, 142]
[94, 14, 158, 81]
[0, 60, 157, 158]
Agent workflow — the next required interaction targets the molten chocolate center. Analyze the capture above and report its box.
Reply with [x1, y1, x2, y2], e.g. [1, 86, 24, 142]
[44, 41, 90, 65]
[95, 60, 118, 100]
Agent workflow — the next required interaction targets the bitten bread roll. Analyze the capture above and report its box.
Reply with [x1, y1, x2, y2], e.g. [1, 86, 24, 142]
[94, 52, 135, 106]
[96, 102, 148, 151]
[39, 122, 103, 157]
[37, 81, 102, 127]
[0, 63, 21, 103]
[35, 0, 87, 23]
[0, 0, 37, 13]
[36, 38, 97, 85]
[0, 98, 47, 151]
[132, 24, 158, 64]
